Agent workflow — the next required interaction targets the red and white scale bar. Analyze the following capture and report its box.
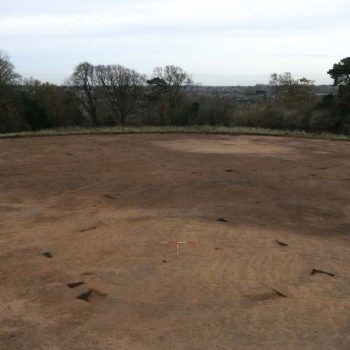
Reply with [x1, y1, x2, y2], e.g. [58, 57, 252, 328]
[160, 240, 195, 256]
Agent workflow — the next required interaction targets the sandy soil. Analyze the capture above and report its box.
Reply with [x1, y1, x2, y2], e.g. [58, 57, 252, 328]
[0, 134, 349, 350]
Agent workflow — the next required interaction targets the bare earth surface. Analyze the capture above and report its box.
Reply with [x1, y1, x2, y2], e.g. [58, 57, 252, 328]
[0, 134, 350, 350]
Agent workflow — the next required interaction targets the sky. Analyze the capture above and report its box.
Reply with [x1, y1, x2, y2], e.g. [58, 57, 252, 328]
[0, 0, 349, 85]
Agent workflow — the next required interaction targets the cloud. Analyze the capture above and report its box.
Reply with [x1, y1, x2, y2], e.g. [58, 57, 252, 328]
[0, 0, 349, 84]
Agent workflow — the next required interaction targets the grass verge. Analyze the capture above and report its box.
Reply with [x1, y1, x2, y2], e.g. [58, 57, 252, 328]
[0, 126, 349, 141]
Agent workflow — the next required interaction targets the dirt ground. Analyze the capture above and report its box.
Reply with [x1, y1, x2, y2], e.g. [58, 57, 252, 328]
[0, 134, 350, 350]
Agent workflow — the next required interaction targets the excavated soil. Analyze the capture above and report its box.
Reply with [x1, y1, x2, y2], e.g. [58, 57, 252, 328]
[0, 134, 350, 349]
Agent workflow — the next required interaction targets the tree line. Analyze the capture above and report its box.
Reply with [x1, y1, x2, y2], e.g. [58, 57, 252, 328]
[0, 50, 349, 134]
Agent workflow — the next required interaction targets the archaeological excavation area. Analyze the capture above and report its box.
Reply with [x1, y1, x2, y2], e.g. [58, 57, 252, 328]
[0, 134, 350, 349]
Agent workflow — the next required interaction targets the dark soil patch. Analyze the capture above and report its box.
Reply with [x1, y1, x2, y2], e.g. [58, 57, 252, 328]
[311, 269, 335, 277]
[271, 289, 287, 298]
[217, 218, 229, 223]
[104, 195, 118, 200]
[275, 240, 289, 247]
[80, 226, 97, 233]
[67, 282, 85, 289]
[76, 289, 108, 302]
[244, 289, 287, 302]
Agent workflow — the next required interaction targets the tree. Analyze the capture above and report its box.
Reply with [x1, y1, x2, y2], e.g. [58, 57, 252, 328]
[326, 58, 350, 116]
[95, 64, 146, 125]
[270, 72, 315, 108]
[147, 65, 193, 124]
[0, 50, 22, 132]
[328, 57, 350, 87]
[18, 79, 83, 130]
[0, 50, 20, 90]
[67, 62, 98, 125]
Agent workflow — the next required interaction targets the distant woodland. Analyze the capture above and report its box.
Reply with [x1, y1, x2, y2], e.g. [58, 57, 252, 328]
[1, 51, 349, 134]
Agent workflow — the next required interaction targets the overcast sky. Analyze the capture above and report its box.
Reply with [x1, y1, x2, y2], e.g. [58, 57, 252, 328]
[1, 0, 349, 85]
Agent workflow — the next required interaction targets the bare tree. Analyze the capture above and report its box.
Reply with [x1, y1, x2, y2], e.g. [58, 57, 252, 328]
[147, 65, 192, 123]
[270, 72, 315, 107]
[0, 50, 21, 132]
[95, 64, 146, 125]
[0, 50, 20, 93]
[67, 62, 97, 125]
[151, 65, 192, 108]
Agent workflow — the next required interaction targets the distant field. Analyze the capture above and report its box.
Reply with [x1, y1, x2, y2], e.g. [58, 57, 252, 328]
[0, 133, 349, 349]
[1, 126, 350, 141]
